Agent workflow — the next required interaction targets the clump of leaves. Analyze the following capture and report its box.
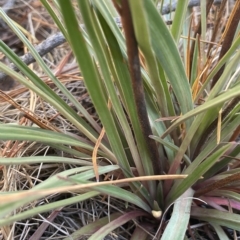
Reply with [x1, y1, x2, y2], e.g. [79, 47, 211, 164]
[0, 0, 240, 239]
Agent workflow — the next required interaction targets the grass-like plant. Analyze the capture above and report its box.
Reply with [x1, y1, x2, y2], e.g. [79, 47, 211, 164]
[0, 0, 240, 239]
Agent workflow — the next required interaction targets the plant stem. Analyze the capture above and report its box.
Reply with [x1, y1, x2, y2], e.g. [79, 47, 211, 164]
[117, 0, 162, 175]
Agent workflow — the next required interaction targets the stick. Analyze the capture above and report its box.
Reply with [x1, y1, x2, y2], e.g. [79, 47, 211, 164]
[0, 32, 66, 90]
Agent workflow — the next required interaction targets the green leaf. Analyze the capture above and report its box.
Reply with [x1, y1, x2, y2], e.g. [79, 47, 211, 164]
[58, 0, 132, 175]
[129, 0, 169, 119]
[0, 156, 93, 166]
[143, 0, 193, 127]
[40, 0, 68, 39]
[162, 188, 194, 240]
[58, 0, 155, 203]
[171, 0, 189, 42]
[0, 166, 119, 219]
[0, 125, 95, 151]
[190, 36, 199, 86]
[209, 190, 240, 202]
[63, 213, 122, 240]
[71, 180, 152, 213]
[95, 5, 158, 193]
[193, 49, 240, 144]
[167, 144, 231, 205]
[162, 84, 240, 139]
[191, 206, 240, 231]
[0, 9, 101, 136]
[88, 210, 149, 240]
[150, 135, 191, 165]
[76, 0, 139, 175]
[210, 223, 230, 240]
[0, 192, 99, 227]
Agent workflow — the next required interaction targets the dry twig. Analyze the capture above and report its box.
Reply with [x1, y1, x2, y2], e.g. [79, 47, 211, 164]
[0, 32, 66, 85]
